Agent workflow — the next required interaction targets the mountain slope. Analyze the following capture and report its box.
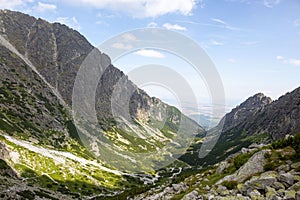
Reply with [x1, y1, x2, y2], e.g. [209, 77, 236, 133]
[0, 9, 205, 199]
[191, 88, 300, 166]
[0, 9, 204, 171]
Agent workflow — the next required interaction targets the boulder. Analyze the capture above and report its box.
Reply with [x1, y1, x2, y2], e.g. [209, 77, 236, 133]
[284, 190, 296, 200]
[248, 189, 264, 200]
[265, 186, 281, 200]
[272, 181, 286, 190]
[277, 165, 291, 173]
[217, 150, 270, 184]
[181, 190, 201, 200]
[291, 162, 300, 169]
[278, 173, 294, 186]
[242, 171, 277, 192]
[204, 185, 210, 191]
[288, 182, 300, 191]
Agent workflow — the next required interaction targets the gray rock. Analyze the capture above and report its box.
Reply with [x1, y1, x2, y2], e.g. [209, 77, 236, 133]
[265, 186, 281, 200]
[208, 194, 214, 200]
[272, 181, 286, 190]
[218, 150, 270, 184]
[284, 190, 296, 200]
[291, 162, 300, 169]
[181, 190, 201, 200]
[172, 183, 187, 193]
[278, 173, 294, 186]
[217, 185, 227, 192]
[204, 185, 210, 191]
[216, 161, 230, 174]
[296, 191, 300, 200]
[288, 182, 300, 191]
[248, 189, 264, 200]
[277, 165, 291, 172]
[243, 171, 277, 191]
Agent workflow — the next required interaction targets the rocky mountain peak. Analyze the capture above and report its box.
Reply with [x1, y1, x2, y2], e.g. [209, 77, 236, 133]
[221, 93, 272, 132]
[238, 93, 272, 108]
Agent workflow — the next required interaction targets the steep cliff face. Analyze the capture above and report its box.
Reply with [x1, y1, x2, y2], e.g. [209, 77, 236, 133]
[240, 88, 300, 140]
[221, 93, 272, 133]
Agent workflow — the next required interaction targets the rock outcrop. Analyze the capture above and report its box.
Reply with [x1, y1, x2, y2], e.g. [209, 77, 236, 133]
[218, 150, 270, 183]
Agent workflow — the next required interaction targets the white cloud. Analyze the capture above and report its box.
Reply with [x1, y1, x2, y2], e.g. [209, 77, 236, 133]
[276, 55, 284, 60]
[147, 22, 158, 28]
[134, 49, 165, 58]
[263, 0, 281, 8]
[210, 39, 224, 46]
[210, 18, 240, 31]
[163, 23, 186, 31]
[211, 18, 226, 25]
[277, 56, 300, 66]
[55, 17, 81, 31]
[288, 59, 300, 66]
[0, 0, 33, 9]
[33, 2, 57, 12]
[111, 43, 133, 50]
[62, 0, 196, 18]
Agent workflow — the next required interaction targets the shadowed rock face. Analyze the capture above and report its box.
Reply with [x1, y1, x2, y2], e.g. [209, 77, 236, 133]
[221, 93, 272, 133]
[241, 88, 300, 140]
[221, 88, 300, 141]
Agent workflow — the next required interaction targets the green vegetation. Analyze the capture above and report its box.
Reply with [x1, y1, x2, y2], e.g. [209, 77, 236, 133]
[17, 190, 35, 200]
[232, 152, 254, 170]
[271, 132, 300, 161]
[221, 180, 238, 190]
[0, 135, 145, 198]
[0, 159, 10, 170]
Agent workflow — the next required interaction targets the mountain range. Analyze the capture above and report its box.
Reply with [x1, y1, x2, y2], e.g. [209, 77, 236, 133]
[0, 10, 300, 199]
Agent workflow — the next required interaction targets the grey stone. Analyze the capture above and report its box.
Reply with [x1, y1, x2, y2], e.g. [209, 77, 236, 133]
[217, 150, 270, 184]
[272, 181, 286, 190]
[288, 182, 300, 191]
[291, 162, 300, 169]
[204, 185, 210, 191]
[284, 190, 296, 200]
[278, 173, 294, 186]
[295, 191, 300, 200]
[181, 190, 201, 200]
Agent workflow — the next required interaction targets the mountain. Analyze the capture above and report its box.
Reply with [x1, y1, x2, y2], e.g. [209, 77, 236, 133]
[184, 88, 300, 167]
[138, 90, 300, 199]
[220, 93, 272, 133]
[0, 9, 204, 199]
[188, 114, 212, 129]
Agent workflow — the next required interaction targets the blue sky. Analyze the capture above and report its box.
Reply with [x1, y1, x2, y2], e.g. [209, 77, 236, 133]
[1, 0, 300, 120]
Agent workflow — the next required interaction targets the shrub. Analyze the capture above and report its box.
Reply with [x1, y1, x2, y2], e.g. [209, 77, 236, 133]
[233, 153, 252, 169]
[221, 180, 238, 190]
[271, 132, 300, 161]
[264, 163, 276, 171]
